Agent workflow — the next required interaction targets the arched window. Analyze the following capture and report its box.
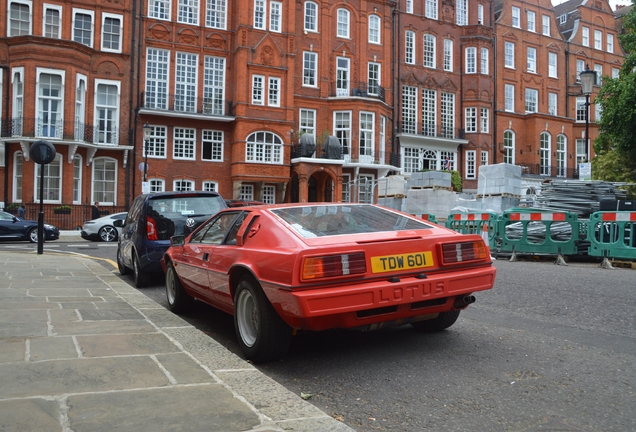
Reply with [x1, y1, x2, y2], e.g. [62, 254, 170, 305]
[246, 131, 283, 164]
[503, 130, 515, 164]
[73, 155, 82, 204]
[337, 8, 350, 38]
[202, 181, 218, 192]
[422, 149, 437, 170]
[35, 154, 62, 203]
[368, 15, 380, 44]
[540, 132, 551, 175]
[304, 2, 318, 32]
[149, 178, 165, 192]
[556, 134, 567, 177]
[13, 151, 23, 201]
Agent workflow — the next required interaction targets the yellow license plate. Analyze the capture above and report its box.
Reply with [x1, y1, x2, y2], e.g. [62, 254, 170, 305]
[370, 251, 434, 273]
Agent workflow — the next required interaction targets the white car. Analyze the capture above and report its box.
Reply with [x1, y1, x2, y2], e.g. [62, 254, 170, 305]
[81, 212, 127, 242]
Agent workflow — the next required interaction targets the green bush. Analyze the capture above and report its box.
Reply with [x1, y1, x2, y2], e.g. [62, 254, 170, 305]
[53, 205, 73, 211]
[451, 170, 462, 192]
[6, 202, 20, 211]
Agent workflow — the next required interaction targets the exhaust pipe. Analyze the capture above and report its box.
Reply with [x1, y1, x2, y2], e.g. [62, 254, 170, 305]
[453, 295, 476, 309]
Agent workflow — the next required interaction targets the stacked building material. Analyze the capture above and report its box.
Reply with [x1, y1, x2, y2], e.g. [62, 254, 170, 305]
[533, 180, 628, 217]
[477, 164, 523, 197]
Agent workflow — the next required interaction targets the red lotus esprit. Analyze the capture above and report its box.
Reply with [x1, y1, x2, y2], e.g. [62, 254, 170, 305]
[161, 203, 496, 362]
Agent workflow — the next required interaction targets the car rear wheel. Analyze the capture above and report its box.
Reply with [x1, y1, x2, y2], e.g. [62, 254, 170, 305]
[234, 276, 292, 363]
[411, 310, 460, 332]
[166, 262, 193, 313]
[133, 254, 150, 288]
[98, 225, 118, 242]
[28, 228, 38, 243]
[117, 247, 130, 275]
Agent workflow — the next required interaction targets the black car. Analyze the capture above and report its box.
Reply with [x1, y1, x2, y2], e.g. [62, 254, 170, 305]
[0, 211, 60, 243]
[115, 191, 226, 287]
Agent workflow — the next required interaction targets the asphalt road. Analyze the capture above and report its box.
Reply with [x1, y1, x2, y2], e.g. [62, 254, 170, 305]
[3, 240, 634, 431]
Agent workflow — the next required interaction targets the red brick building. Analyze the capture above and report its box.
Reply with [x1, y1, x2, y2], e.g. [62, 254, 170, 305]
[0, 0, 627, 214]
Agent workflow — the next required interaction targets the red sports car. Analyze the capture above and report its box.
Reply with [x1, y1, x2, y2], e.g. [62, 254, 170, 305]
[162, 203, 496, 362]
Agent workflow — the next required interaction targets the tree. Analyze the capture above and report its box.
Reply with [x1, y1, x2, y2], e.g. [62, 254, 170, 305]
[594, 2, 636, 186]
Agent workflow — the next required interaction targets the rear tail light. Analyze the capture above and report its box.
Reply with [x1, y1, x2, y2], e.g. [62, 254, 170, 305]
[442, 241, 488, 264]
[147, 216, 158, 241]
[302, 252, 366, 280]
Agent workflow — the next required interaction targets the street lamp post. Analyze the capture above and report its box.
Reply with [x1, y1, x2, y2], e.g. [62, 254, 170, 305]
[142, 122, 152, 184]
[580, 65, 596, 162]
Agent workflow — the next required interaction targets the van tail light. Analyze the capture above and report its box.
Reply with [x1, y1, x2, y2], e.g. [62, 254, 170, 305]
[147, 216, 158, 241]
[442, 241, 488, 264]
[302, 253, 366, 280]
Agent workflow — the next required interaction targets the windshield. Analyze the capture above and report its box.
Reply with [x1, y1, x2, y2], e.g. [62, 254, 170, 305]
[271, 205, 432, 238]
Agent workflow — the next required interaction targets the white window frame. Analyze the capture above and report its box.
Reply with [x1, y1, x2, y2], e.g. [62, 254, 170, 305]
[268, 77, 281, 106]
[252, 75, 265, 105]
[465, 47, 476, 74]
[477, 4, 484, 25]
[527, 47, 536, 73]
[505, 84, 514, 112]
[8, 0, 32, 36]
[425, 0, 438, 20]
[548, 92, 557, 116]
[76, 74, 88, 142]
[423, 34, 436, 69]
[594, 64, 603, 86]
[146, 125, 167, 158]
[73, 155, 82, 204]
[503, 130, 515, 165]
[368, 62, 381, 96]
[43, 4, 62, 39]
[175, 52, 198, 113]
[359, 111, 375, 160]
[174, 180, 195, 191]
[36, 68, 65, 139]
[72, 8, 94, 48]
[94, 79, 120, 145]
[178, 0, 199, 25]
[202, 181, 218, 192]
[441, 92, 455, 138]
[334, 111, 352, 156]
[101, 13, 123, 53]
[35, 154, 62, 204]
[542, 15, 550, 36]
[337, 8, 350, 38]
[512, 6, 520, 28]
[92, 157, 117, 205]
[145, 48, 170, 110]
[505, 42, 514, 68]
[594, 30, 602, 50]
[548, 52, 557, 78]
[406, 0, 413, 14]
[245, 131, 284, 164]
[422, 89, 436, 136]
[576, 97, 587, 122]
[270, 1, 282, 32]
[149, 0, 171, 20]
[203, 55, 226, 115]
[173, 127, 196, 160]
[262, 185, 276, 204]
[369, 15, 380, 44]
[202, 129, 224, 162]
[480, 108, 489, 133]
[465, 107, 477, 132]
[299, 108, 316, 138]
[480, 48, 488, 74]
[607, 33, 614, 53]
[401, 86, 417, 134]
[304, 1, 318, 32]
[254, 0, 266, 29]
[525, 88, 538, 113]
[206, 0, 227, 29]
[556, 134, 567, 177]
[303, 52, 317, 87]
[456, 0, 467, 26]
[527, 10, 535, 32]
[13, 152, 23, 202]
[444, 39, 453, 71]
[540, 132, 551, 176]
[582, 26, 589, 47]
[150, 179, 166, 192]
[576, 59, 585, 82]
[406, 31, 415, 65]
[481, 150, 488, 167]
[240, 184, 254, 200]
[466, 150, 476, 179]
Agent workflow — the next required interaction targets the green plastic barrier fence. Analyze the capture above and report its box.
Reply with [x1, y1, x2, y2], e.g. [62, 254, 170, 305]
[497, 209, 580, 263]
[588, 211, 636, 263]
[444, 212, 498, 249]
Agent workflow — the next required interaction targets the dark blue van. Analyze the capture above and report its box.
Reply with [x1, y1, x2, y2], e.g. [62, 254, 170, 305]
[115, 191, 226, 287]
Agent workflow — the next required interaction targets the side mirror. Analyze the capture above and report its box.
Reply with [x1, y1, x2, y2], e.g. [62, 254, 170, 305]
[170, 235, 185, 247]
[113, 219, 124, 228]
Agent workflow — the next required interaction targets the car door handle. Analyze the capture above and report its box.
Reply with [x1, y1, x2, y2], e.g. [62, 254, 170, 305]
[203, 252, 209, 261]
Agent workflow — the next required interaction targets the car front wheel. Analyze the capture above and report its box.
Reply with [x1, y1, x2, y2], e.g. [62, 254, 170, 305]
[411, 310, 461, 332]
[234, 276, 292, 363]
[98, 225, 118, 242]
[28, 228, 38, 243]
[166, 262, 193, 313]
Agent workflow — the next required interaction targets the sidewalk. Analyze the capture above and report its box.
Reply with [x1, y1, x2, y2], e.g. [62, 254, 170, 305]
[0, 251, 354, 432]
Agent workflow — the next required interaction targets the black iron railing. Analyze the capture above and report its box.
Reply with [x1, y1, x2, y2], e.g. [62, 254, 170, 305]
[0, 117, 129, 145]
[141, 92, 234, 117]
[518, 164, 579, 179]
[397, 121, 465, 140]
[328, 81, 387, 102]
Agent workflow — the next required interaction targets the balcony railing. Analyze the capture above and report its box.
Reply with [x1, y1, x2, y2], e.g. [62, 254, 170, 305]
[0, 117, 130, 145]
[397, 121, 465, 140]
[329, 81, 387, 102]
[141, 92, 234, 117]
[291, 143, 399, 166]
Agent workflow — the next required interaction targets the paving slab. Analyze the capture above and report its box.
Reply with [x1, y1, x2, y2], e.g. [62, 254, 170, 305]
[76, 333, 181, 357]
[0, 399, 62, 432]
[30, 336, 78, 361]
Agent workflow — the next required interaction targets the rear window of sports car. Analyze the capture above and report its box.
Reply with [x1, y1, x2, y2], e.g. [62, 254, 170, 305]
[271, 205, 432, 238]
